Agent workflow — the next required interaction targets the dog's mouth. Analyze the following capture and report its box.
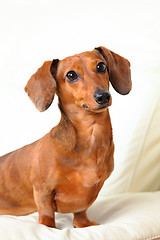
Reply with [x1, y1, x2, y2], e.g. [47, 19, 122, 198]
[83, 104, 108, 112]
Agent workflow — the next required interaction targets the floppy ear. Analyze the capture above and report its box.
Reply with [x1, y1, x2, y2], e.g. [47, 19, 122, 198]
[25, 59, 59, 112]
[95, 46, 132, 95]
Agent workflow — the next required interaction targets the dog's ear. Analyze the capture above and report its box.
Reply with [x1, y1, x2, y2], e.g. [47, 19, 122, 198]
[95, 46, 131, 95]
[25, 59, 59, 112]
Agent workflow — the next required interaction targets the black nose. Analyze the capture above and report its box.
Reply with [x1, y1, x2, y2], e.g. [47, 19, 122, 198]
[94, 90, 111, 105]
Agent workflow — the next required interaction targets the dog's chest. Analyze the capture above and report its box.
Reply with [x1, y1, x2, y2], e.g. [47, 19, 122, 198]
[54, 166, 104, 213]
[53, 120, 112, 213]
[54, 139, 110, 214]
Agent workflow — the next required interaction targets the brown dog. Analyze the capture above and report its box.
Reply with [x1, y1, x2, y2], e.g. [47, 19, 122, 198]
[0, 47, 131, 228]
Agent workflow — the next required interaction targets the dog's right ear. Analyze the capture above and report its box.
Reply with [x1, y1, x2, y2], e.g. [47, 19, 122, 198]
[25, 59, 59, 112]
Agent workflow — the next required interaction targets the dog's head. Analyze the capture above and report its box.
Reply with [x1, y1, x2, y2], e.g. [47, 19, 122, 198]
[25, 46, 131, 113]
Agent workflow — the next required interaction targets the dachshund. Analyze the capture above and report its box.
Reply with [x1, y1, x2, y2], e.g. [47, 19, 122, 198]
[0, 46, 131, 228]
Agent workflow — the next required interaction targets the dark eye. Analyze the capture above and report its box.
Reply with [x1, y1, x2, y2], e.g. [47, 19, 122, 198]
[97, 62, 106, 73]
[66, 71, 78, 82]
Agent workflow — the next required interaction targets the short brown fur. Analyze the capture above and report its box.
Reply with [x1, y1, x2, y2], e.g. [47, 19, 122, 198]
[0, 47, 131, 228]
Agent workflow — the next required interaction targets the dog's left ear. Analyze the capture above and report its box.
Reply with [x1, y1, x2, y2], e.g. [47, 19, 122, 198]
[25, 59, 59, 112]
[95, 46, 132, 95]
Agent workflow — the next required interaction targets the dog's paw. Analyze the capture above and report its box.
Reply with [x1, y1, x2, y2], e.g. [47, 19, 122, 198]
[39, 215, 56, 228]
[73, 220, 98, 228]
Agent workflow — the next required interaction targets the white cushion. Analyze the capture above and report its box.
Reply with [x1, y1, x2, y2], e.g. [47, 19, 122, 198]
[0, 192, 160, 240]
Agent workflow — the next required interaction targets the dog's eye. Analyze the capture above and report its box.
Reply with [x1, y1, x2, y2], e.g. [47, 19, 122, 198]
[97, 62, 106, 73]
[66, 71, 78, 82]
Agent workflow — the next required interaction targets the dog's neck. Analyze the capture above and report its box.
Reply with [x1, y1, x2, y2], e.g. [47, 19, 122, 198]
[58, 102, 112, 152]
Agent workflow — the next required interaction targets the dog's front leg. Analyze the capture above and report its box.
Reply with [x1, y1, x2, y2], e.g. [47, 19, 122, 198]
[33, 187, 56, 228]
[73, 210, 98, 228]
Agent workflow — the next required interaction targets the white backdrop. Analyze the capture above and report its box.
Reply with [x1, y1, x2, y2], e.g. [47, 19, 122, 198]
[0, 0, 160, 157]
